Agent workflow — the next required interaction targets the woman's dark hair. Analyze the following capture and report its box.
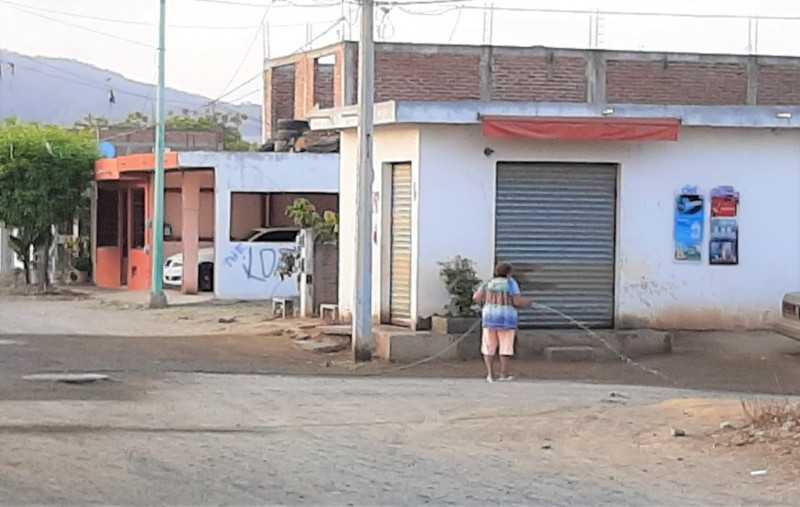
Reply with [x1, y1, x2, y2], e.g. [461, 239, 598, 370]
[494, 262, 513, 278]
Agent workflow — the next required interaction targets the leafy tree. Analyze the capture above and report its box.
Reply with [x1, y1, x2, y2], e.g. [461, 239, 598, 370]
[73, 114, 110, 130]
[285, 198, 339, 244]
[277, 198, 339, 281]
[164, 108, 257, 152]
[77, 109, 257, 152]
[122, 111, 149, 128]
[0, 121, 98, 289]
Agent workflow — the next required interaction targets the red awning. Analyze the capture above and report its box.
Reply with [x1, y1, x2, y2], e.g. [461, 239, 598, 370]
[482, 116, 680, 142]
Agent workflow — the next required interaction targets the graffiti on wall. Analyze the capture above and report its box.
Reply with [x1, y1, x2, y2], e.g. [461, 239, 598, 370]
[223, 244, 294, 282]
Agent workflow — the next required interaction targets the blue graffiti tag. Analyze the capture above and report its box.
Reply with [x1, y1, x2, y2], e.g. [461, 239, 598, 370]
[223, 244, 247, 268]
[223, 244, 295, 282]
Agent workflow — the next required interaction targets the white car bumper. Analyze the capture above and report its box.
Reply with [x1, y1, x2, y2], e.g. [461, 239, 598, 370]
[163, 262, 183, 286]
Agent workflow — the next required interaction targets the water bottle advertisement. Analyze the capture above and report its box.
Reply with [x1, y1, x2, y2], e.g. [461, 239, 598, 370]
[709, 186, 740, 265]
[674, 186, 704, 262]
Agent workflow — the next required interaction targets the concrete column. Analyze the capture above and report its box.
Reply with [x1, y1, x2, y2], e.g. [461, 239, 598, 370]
[342, 42, 358, 107]
[586, 51, 607, 104]
[0, 227, 12, 274]
[181, 172, 200, 294]
[479, 46, 492, 101]
[747, 57, 759, 105]
[299, 229, 315, 317]
[264, 67, 274, 139]
[294, 56, 315, 119]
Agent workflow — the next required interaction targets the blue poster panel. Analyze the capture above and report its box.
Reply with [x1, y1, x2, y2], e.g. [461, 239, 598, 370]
[674, 186, 704, 262]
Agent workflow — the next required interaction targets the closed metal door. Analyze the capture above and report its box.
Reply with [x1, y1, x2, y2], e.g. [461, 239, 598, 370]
[390, 163, 413, 325]
[495, 163, 617, 328]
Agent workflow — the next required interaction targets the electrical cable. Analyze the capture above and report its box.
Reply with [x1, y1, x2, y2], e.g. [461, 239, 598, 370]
[0, 0, 261, 29]
[208, 16, 345, 105]
[191, 0, 342, 8]
[215, 1, 277, 100]
[0, 1, 154, 49]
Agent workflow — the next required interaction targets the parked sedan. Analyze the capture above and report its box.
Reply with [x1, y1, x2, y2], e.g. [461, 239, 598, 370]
[163, 227, 299, 290]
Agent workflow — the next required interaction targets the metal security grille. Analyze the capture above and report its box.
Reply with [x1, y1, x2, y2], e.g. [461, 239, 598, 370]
[389, 163, 413, 326]
[495, 163, 617, 328]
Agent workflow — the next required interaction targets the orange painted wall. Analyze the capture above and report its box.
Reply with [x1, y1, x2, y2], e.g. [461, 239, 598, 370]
[95, 248, 122, 288]
[127, 249, 151, 291]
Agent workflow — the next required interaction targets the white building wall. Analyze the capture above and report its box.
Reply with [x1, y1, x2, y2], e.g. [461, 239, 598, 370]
[338, 126, 421, 323]
[186, 152, 338, 300]
[405, 124, 800, 330]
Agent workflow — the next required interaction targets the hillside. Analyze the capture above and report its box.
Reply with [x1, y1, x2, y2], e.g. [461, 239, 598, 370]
[0, 50, 262, 141]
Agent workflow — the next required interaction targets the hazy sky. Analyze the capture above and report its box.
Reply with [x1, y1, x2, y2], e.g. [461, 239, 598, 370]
[3, 0, 800, 106]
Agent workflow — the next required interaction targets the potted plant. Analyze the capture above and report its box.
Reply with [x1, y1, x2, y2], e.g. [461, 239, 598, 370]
[432, 256, 482, 335]
[65, 236, 92, 284]
[70, 255, 92, 284]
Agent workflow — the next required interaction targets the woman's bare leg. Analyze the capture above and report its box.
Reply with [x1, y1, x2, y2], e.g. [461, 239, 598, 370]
[499, 355, 511, 378]
[483, 354, 495, 380]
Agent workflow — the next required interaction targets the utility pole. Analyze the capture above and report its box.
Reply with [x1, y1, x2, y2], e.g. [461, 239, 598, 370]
[149, 0, 168, 309]
[352, 0, 375, 362]
[268, 19, 270, 144]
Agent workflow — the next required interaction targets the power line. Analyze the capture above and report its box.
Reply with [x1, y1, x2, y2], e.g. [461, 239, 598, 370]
[208, 16, 345, 105]
[190, 0, 343, 8]
[0, 58, 263, 129]
[392, 2, 800, 22]
[0, 1, 154, 49]
[216, 1, 276, 99]
[0, 0, 260, 29]
[222, 86, 264, 104]
[378, 0, 477, 5]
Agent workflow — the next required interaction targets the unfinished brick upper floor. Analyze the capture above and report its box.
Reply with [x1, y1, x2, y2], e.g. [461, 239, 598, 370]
[263, 41, 800, 136]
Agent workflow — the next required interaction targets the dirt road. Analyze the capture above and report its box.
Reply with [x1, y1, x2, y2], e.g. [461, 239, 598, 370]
[0, 373, 797, 506]
[1, 292, 800, 504]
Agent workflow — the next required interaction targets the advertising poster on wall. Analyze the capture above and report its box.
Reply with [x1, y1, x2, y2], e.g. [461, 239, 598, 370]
[674, 186, 704, 262]
[709, 186, 740, 266]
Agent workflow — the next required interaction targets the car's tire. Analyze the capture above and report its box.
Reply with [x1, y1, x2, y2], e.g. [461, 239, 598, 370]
[276, 119, 309, 132]
[274, 129, 300, 141]
[198, 262, 214, 292]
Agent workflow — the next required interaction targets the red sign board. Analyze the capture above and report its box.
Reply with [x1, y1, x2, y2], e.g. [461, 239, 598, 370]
[711, 196, 737, 217]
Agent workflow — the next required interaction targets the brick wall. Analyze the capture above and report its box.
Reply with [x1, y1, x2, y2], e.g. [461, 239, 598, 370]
[606, 60, 749, 105]
[758, 65, 800, 105]
[491, 53, 586, 102]
[265, 42, 800, 124]
[314, 241, 338, 307]
[375, 51, 482, 102]
[265, 64, 295, 137]
[294, 57, 315, 122]
[314, 63, 335, 109]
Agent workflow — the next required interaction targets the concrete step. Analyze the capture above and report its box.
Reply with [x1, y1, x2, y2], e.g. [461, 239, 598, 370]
[543, 346, 597, 362]
[314, 325, 351, 336]
[775, 318, 800, 342]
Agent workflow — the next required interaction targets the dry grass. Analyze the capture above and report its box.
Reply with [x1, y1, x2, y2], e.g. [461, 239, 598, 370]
[728, 399, 800, 453]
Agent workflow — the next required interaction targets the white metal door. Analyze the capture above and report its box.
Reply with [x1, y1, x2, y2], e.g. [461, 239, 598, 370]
[389, 163, 412, 326]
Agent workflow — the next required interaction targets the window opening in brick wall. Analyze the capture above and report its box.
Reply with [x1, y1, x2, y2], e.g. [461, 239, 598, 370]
[314, 54, 336, 110]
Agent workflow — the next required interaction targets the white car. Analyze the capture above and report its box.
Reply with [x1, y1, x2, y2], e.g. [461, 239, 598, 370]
[163, 228, 299, 290]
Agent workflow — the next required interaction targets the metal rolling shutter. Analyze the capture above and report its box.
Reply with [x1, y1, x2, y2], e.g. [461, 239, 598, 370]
[390, 163, 413, 326]
[495, 163, 617, 328]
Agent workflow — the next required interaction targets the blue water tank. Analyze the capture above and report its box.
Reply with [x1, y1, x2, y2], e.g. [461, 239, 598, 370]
[98, 141, 116, 159]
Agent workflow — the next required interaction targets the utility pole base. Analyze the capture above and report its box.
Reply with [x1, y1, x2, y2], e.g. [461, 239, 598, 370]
[353, 345, 373, 363]
[149, 292, 168, 309]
